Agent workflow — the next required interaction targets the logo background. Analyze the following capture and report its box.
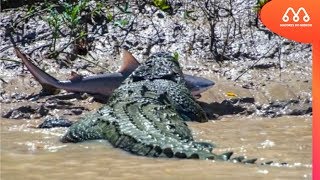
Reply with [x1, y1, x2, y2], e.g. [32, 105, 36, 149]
[260, 0, 319, 43]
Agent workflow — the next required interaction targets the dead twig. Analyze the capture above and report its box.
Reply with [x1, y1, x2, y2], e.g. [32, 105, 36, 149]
[61, 52, 109, 71]
[0, 58, 21, 64]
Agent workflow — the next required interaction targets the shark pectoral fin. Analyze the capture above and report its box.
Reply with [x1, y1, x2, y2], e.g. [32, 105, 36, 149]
[69, 71, 84, 82]
[118, 49, 140, 74]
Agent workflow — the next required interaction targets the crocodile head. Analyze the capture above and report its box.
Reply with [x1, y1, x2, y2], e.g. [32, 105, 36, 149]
[128, 52, 184, 84]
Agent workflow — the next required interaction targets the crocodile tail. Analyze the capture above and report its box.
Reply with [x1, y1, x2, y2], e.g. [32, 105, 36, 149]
[14, 47, 60, 94]
[121, 138, 263, 164]
[107, 131, 233, 160]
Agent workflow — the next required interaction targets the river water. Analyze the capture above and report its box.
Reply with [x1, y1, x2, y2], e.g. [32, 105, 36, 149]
[1, 115, 311, 180]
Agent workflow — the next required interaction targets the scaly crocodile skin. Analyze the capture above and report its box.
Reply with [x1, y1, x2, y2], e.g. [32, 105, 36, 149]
[61, 52, 263, 163]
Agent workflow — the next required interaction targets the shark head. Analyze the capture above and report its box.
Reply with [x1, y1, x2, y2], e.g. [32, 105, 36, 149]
[184, 74, 215, 98]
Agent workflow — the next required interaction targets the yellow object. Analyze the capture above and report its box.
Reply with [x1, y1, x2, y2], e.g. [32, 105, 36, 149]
[226, 92, 237, 97]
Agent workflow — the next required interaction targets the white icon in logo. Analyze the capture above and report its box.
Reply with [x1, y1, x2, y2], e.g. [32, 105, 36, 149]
[282, 7, 310, 22]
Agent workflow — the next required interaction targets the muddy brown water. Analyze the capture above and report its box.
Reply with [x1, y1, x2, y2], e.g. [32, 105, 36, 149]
[1, 115, 311, 180]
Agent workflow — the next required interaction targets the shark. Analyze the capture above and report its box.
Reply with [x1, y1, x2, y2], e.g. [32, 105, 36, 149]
[14, 47, 214, 99]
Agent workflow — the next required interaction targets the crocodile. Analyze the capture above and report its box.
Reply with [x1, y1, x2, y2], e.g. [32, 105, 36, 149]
[61, 52, 270, 163]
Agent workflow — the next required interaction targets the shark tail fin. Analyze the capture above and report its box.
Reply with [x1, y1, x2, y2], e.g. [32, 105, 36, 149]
[14, 47, 60, 95]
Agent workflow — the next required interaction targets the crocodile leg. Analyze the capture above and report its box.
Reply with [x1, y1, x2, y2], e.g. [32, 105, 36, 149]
[60, 113, 104, 143]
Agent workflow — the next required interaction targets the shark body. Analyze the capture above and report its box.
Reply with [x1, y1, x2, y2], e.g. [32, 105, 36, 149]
[14, 48, 214, 98]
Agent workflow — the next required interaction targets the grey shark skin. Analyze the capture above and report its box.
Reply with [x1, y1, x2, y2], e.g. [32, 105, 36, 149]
[14, 47, 214, 98]
[184, 74, 214, 97]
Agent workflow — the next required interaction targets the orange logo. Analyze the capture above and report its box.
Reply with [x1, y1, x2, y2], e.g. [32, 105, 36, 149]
[260, 0, 320, 43]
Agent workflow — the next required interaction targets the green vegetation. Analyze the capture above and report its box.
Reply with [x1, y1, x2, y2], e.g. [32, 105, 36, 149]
[46, 8, 61, 54]
[254, 0, 271, 12]
[173, 52, 179, 61]
[152, 0, 171, 12]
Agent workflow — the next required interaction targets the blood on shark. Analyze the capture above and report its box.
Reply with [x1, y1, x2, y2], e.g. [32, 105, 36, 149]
[14, 47, 214, 98]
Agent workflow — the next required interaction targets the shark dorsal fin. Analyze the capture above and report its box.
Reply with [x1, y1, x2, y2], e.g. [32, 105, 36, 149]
[69, 71, 83, 82]
[118, 49, 140, 74]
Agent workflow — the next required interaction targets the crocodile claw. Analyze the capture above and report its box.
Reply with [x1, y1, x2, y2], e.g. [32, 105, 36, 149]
[217, 151, 234, 161]
[231, 156, 245, 163]
[261, 161, 273, 165]
[242, 158, 258, 164]
[192, 142, 216, 152]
